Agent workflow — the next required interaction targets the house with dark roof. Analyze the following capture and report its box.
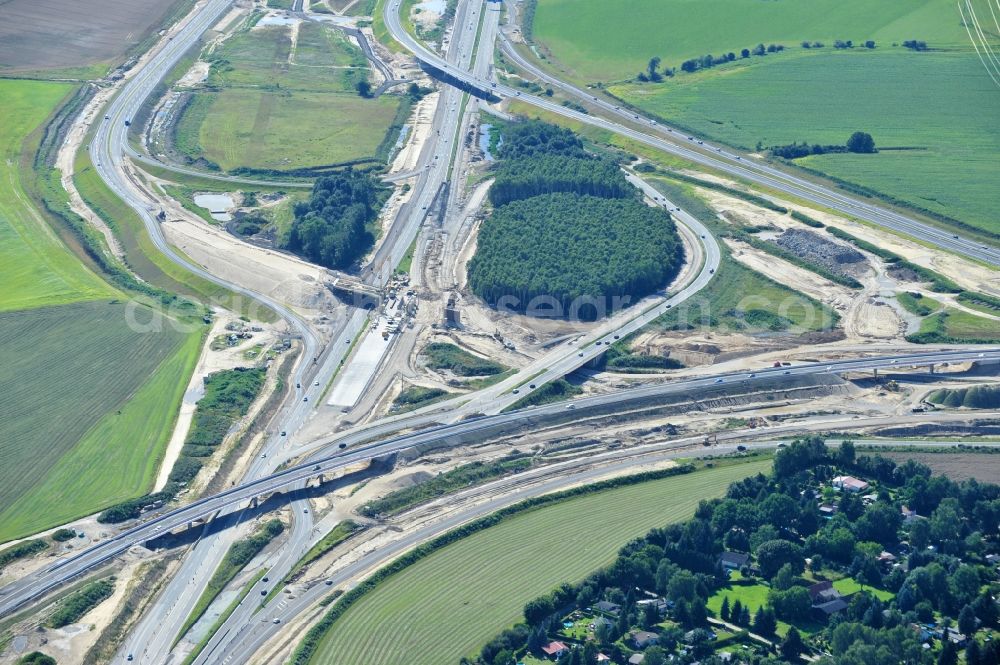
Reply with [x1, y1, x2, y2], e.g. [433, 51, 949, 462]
[808, 580, 849, 616]
[718, 551, 750, 571]
[594, 600, 621, 616]
[807, 580, 840, 604]
[631, 630, 660, 649]
[814, 597, 850, 616]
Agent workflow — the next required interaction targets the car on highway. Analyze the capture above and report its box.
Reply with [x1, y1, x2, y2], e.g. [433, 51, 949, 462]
[529, 384, 536, 389]
[714, 378, 724, 384]
[281, 431, 286, 436]
[273, 618, 281, 624]
[578, 352, 584, 357]
[783, 370, 791, 375]
[303, 397, 308, 402]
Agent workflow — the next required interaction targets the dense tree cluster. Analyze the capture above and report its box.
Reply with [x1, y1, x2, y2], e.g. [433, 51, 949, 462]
[903, 40, 929, 51]
[489, 155, 633, 207]
[472, 438, 1000, 665]
[496, 121, 587, 160]
[469, 193, 683, 319]
[846, 131, 877, 154]
[284, 169, 382, 269]
[472, 121, 683, 320]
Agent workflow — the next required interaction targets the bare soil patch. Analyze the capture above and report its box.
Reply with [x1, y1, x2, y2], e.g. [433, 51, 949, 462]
[881, 451, 1000, 483]
[0, 0, 187, 74]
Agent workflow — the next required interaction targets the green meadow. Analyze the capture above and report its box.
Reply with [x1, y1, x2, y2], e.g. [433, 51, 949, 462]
[531, 0, 1000, 236]
[0, 79, 207, 541]
[175, 21, 406, 172]
[0, 79, 116, 312]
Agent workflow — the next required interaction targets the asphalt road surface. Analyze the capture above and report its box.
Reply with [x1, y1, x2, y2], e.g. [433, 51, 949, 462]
[386, 0, 1000, 267]
[2, 347, 997, 622]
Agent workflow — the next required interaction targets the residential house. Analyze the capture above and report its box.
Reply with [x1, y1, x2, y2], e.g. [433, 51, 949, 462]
[808, 580, 849, 616]
[597, 655, 611, 663]
[637, 598, 669, 616]
[718, 551, 750, 572]
[901, 505, 919, 523]
[814, 597, 850, 616]
[628, 655, 645, 665]
[631, 630, 660, 649]
[590, 616, 613, 633]
[541, 641, 569, 659]
[594, 600, 621, 616]
[807, 581, 840, 604]
[832, 475, 870, 493]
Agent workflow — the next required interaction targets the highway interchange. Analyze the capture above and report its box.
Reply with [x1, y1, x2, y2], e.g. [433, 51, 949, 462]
[1, 0, 999, 662]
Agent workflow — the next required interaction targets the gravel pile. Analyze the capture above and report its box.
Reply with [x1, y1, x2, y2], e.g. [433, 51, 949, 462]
[773, 229, 866, 275]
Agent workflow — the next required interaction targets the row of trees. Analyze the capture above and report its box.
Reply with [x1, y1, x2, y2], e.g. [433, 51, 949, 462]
[770, 132, 877, 159]
[489, 155, 633, 206]
[283, 169, 382, 269]
[639, 44, 785, 81]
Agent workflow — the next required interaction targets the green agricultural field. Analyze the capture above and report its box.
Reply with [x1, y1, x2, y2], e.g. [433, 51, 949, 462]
[530, 0, 1000, 236]
[0, 80, 212, 541]
[0, 302, 204, 541]
[612, 51, 1000, 236]
[0, 79, 116, 312]
[532, 0, 970, 83]
[174, 21, 406, 172]
[309, 459, 772, 665]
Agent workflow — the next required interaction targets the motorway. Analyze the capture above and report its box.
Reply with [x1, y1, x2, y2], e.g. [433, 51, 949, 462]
[180, 2, 501, 661]
[159, 415, 1000, 665]
[2, 347, 998, 624]
[386, 0, 1000, 267]
[3, 0, 997, 661]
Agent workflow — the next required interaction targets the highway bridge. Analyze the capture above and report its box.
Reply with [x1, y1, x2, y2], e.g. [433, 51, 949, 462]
[1, 347, 997, 619]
